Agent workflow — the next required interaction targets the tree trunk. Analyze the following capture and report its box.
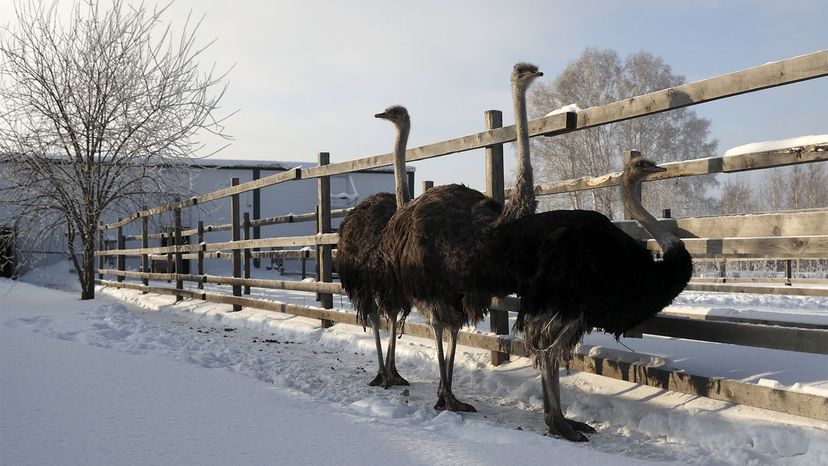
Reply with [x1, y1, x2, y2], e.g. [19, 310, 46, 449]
[80, 225, 97, 300]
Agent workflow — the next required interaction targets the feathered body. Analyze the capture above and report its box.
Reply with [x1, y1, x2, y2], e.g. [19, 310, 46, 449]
[382, 184, 502, 328]
[485, 209, 693, 363]
[337, 192, 408, 326]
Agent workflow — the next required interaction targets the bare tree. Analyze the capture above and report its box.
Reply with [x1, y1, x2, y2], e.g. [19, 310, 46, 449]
[528, 48, 718, 218]
[0, 0, 231, 299]
[719, 175, 756, 214]
[762, 164, 828, 211]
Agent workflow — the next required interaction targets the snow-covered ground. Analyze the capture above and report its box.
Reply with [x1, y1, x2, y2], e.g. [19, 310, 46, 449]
[2, 263, 828, 465]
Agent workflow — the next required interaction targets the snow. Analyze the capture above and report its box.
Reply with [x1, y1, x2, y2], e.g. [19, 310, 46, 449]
[3, 266, 828, 465]
[545, 103, 582, 117]
[723, 135, 828, 156]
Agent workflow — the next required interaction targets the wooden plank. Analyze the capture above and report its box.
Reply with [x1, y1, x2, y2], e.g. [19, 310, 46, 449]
[630, 315, 828, 355]
[616, 210, 828, 240]
[485, 109, 510, 367]
[95, 233, 340, 256]
[100, 169, 302, 231]
[690, 277, 828, 285]
[316, 152, 334, 328]
[97, 269, 344, 294]
[230, 178, 242, 311]
[659, 308, 828, 330]
[685, 282, 828, 297]
[645, 235, 828, 258]
[568, 353, 828, 422]
[300, 112, 577, 179]
[528, 144, 828, 197]
[116, 222, 125, 283]
[243, 212, 251, 295]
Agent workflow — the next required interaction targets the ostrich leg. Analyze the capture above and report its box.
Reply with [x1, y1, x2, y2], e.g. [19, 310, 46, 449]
[539, 353, 590, 442]
[385, 312, 409, 386]
[433, 321, 475, 412]
[367, 309, 390, 388]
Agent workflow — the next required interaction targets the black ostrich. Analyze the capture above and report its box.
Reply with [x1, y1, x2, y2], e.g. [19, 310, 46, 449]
[484, 155, 693, 442]
[336, 106, 411, 388]
[380, 64, 543, 412]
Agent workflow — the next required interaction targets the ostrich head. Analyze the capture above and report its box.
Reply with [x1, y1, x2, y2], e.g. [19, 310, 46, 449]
[623, 157, 667, 186]
[512, 63, 544, 89]
[375, 105, 410, 127]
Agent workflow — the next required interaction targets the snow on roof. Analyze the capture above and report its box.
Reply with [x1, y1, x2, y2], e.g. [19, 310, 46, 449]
[724, 134, 828, 156]
[545, 103, 582, 117]
[190, 158, 415, 173]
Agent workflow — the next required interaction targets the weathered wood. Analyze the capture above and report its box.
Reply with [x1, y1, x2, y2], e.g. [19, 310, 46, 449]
[421, 180, 434, 193]
[197, 221, 204, 290]
[300, 112, 576, 180]
[116, 221, 125, 283]
[316, 152, 334, 328]
[100, 168, 302, 231]
[231, 178, 242, 311]
[644, 235, 828, 258]
[243, 212, 251, 295]
[685, 282, 828, 297]
[98, 230, 104, 280]
[629, 315, 828, 355]
[690, 277, 828, 285]
[528, 144, 828, 197]
[616, 210, 828, 241]
[659, 308, 828, 330]
[141, 210, 149, 289]
[485, 109, 509, 367]
[174, 206, 183, 300]
[98, 269, 344, 294]
[785, 259, 793, 286]
[97, 234, 339, 256]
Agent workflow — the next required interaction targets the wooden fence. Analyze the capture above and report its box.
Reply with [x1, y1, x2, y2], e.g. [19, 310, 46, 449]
[96, 50, 828, 422]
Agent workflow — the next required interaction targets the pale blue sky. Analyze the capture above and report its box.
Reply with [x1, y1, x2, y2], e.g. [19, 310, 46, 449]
[4, 1, 827, 192]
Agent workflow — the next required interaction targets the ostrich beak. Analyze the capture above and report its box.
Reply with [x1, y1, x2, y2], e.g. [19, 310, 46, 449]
[374, 112, 388, 119]
[646, 165, 667, 174]
[534, 71, 544, 78]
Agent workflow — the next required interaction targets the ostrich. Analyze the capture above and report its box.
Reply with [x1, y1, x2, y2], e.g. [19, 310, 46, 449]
[336, 105, 411, 388]
[381, 63, 543, 412]
[484, 155, 693, 441]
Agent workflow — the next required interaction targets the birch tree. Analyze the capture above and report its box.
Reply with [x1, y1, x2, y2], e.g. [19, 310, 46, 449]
[0, 0, 231, 298]
[528, 48, 718, 218]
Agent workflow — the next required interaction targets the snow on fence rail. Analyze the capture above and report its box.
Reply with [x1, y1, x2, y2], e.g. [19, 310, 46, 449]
[95, 50, 828, 421]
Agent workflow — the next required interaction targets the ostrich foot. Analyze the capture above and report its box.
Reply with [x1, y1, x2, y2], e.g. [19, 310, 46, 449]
[545, 413, 589, 442]
[434, 394, 476, 413]
[368, 372, 392, 389]
[386, 366, 410, 386]
[567, 419, 596, 434]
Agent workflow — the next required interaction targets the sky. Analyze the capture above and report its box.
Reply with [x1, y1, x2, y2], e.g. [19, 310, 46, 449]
[2, 0, 826, 193]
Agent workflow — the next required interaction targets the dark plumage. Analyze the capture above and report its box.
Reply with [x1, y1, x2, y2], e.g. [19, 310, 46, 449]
[336, 106, 411, 388]
[379, 64, 543, 412]
[484, 157, 693, 441]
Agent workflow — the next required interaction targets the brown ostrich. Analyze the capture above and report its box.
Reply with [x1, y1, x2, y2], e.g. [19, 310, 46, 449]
[484, 155, 693, 441]
[336, 106, 411, 388]
[380, 64, 543, 412]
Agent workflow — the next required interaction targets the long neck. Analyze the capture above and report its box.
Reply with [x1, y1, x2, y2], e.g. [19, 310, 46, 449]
[500, 81, 535, 222]
[622, 175, 683, 254]
[393, 121, 411, 208]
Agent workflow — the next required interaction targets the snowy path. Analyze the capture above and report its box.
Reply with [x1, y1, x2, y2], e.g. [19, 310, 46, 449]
[2, 278, 828, 465]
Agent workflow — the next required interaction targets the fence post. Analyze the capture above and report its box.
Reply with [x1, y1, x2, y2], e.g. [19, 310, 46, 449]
[116, 220, 124, 283]
[231, 177, 242, 311]
[785, 259, 792, 286]
[317, 152, 334, 328]
[623, 150, 642, 221]
[719, 259, 727, 283]
[142, 209, 149, 292]
[421, 180, 434, 195]
[197, 220, 204, 290]
[165, 231, 173, 283]
[243, 212, 251, 295]
[174, 204, 183, 301]
[98, 229, 104, 280]
[484, 109, 510, 366]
